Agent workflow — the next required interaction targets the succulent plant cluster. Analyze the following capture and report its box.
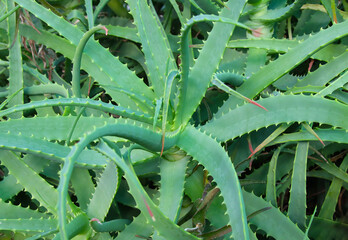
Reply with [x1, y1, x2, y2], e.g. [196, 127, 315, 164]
[0, 0, 347, 239]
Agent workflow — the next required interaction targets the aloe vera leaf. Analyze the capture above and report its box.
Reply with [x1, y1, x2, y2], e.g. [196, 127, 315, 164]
[126, 0, 177, 98]
[184, 165, 204, 203]
[64, 132, 198, 240]
[23, 84, 69, 98]
[72, 25, 107, 99]
[152, 156, 189, 240]
[0, 199, 50, 219]
[158, 155, 189, 222]
[330, 89, 348, 104]
[116, 213, 153, 240]
[105, 24, 140, 42]
[70, 168, 95, 211]
[311, 43, 347, 62]
[0, 98, 153, 124]
[90, 219, 131, 232]
[93, 0, 108, 21]
[26, 229, 58, 240]
[245, 48, 267, 78]
[22, 64, 50, 84]
[318, 154, 348, 219]
[0, 4, 19, 23]
[288, 141, 309, 229]
[189, 0, 207, 13]
[0, 133, 108, 168]
[316, 71, 348, 97]
[0, 174, 23, 201]
[289, 85, 325, 94]
[0, 116, 119, 141]
[302, 122, 325, 146]
[268, 129, 348, 145]
[243, 190, 307, 240]
[6, 0, 23, 119]
[169, 0, 185, 24]
[312, 159, 348, 184]
[192, 0, 219, 15]
[22, 154, 50, 174]
[305, 206, 317, 238]
[18, 24, 147, 111]
[214, 71, 245, 86]
[321, 0, 341, 23]
[308, 217, 348, 240]
[226, 38, 299, 52]
[177, 125, 249, 240]
[15, 0, 154, 104]
[255, 0, 306, 22]
[266, 148, 281, 206]
[243, 153, 294, 197]
[307, 170, 348, 190]
[133, 156, 161, 177]
[100, 84, 155, 114]
[0, 218, 57, 232]
[57, 121, 180, 238]
[118, 41, 148, 71]
[161, 70, 179, 154]
[248, 123, 289, 158]
[211, 76, 267, 111]
[206, 185, 307, 239]
[202, 94, 348, 142]
[175, 0, 248, 128]
[0, 150, 58, 215]
[87, 160, 119, 221]
[85, 0, 94, 29]
[0, 87, 23, 111]
[218, 20, 348, 114]
[227, 127, 276, 169]
[52, 214, 90, 240]
[230, 39, 347, 63]
[153, 98, 162, 131]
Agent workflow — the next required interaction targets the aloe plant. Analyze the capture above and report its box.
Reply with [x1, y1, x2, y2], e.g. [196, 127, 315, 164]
[0, 0, 347, 239]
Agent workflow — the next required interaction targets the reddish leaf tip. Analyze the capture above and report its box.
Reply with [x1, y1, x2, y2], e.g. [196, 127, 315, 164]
[160, 134, 165, 157]
[101, 26, 108, 35]
[143, 197, 156, 221]
[90, 218, 101, 224]
[246, 98, 268, 111]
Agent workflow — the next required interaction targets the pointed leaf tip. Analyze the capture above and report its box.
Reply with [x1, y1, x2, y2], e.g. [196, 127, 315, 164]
[252, 28, 263, 37]
[246, 98, 268, 111]
[160, 134, 165, 157]
[101, 26, 108, 35]
[247, 136, 254, 153]
[90, 218, 101, 224]
[143, 197, 155, 221]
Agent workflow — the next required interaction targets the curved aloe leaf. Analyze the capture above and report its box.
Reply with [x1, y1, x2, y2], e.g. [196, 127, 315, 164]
[0, 133, 108, 168]
[177, 125, 249, 240]
[175, 0, 248, 128]
[58, 125, 197, 239]
[0, 98, 153, 124]
[202, 94, 348, 142]
[243, 190, 307, 240]
[218, 20, 348, 115]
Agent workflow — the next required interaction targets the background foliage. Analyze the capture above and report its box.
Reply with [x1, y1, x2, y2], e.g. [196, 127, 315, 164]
[0, 0, 347, 239]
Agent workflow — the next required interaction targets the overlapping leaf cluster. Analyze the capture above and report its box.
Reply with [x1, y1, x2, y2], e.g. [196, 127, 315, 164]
[0, 0, 347, 239]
